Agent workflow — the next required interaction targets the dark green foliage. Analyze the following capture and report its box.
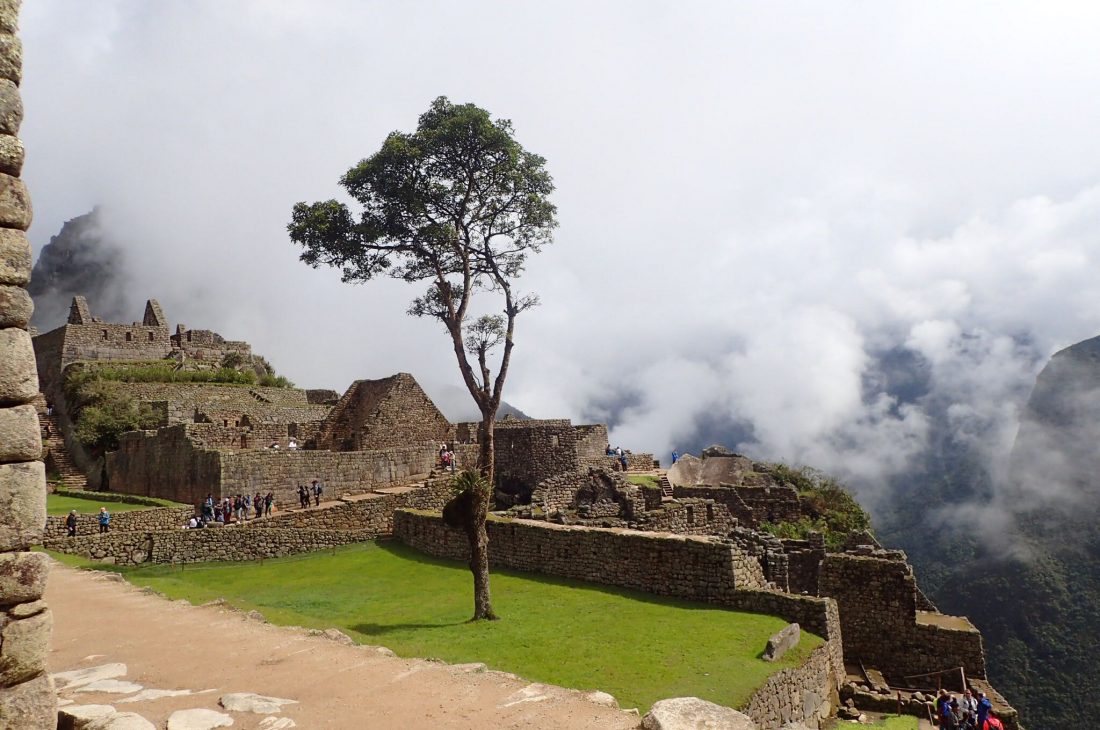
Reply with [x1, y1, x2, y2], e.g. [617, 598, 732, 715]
[71, 381, 159, 451]
[762, 464, 872, 550]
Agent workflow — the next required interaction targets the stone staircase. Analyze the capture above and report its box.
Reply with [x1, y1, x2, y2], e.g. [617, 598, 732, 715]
[658, 475, 674, 498]
[40, 414, 87, 490]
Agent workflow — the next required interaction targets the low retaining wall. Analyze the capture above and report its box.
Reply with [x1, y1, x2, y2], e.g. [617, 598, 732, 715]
[394, 509, 844, 726]
[44, 506, 194, 539]
[44, 527, 375, 565]
[744, 642, 837, 729]
[395, 509, 756, 601]
[249, 494, 403, 533]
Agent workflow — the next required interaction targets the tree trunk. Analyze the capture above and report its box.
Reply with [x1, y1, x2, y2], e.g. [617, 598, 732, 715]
[464, 416, 497, 620]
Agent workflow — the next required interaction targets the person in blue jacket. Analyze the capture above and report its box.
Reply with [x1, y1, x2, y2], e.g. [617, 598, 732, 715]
[671, 450, 679, 464]
[98, 507, 111, 534]
[976, 692, 992, 728]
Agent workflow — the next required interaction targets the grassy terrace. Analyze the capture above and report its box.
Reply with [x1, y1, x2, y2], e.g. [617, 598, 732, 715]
[46, 493, 185, 516]
[52, 541, 823, 712]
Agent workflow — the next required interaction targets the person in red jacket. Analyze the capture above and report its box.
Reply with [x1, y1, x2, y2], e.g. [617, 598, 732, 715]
[983, 711, 1005, 730]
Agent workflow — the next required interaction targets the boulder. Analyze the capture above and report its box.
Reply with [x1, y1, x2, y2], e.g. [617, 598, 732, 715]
[0, 606, 51, 683]
[0, 673, 56, 728]
[0, 134, 22, 177]
[642, 697, 758, 729]
[586, 690, 619, 708]
[85, 712, 156, 730]
[0, 327, 36, 405]
[0, 79, 20, 136]
[166, 708, 234, 730]
[0, 550, 49, 606]
[219, 692, 297, 714]
[762, 623, 800, 662]
[0, 172, 30, 230]
[0, 460, 45, 551]
[53, 663, 128, 690]
[0, 227, 29, 285]
[75, 678, 144, 694]
[57, 703, 116, 730]
[0, 283, 30, 328]
[0, 402, 39, 462]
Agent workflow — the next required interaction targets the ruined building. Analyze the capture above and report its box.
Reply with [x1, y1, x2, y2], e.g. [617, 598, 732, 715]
[31, 296, 647, 509]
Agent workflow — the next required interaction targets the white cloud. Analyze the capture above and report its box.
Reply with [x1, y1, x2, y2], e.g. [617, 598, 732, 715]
[18, 1, 1100, 519]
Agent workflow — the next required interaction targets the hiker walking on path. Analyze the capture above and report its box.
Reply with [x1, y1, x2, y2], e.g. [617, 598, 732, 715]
[312, 479, 323, 506]
[98, 507, 110, 534]
[264, 492, 274, 517]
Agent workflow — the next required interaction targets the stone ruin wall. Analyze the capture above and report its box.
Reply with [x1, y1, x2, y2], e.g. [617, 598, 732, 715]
[315, 374, 451, 452]
[674, 483, 802, 527]
[486, 419, 580, 493]
[394, 509, 845, 729]
[44, 526, 376, 566]
[580, 452, 657, 472]
[43, 505, 194, 539]
[107, 425, 441, 507]
[743, 641, 837, 729]
[635, 498, 739, 537]
[819, 552, 987, 681]
[572, 423, 608, 458]
[0, 1, 57, 723]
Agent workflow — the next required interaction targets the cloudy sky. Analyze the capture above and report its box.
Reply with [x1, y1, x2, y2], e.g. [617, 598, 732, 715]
[18, 1, 1100, 505]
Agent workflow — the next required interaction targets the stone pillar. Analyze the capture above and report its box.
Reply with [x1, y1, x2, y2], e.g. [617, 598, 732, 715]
[0, 1, 58, 727]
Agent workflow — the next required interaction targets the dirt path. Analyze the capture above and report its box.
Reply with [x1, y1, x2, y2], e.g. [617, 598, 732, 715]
[46, 564, 639, 729]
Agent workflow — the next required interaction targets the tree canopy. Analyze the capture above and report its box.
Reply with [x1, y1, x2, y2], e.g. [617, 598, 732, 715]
[289, 97, 557, 620]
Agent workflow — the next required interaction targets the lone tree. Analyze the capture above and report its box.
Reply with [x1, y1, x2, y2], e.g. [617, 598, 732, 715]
[288, 97, 556, 620]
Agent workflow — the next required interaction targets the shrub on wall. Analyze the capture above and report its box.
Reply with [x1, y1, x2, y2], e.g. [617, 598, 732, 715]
[762, 464, 872, 550]
[71, 381, 160, 451]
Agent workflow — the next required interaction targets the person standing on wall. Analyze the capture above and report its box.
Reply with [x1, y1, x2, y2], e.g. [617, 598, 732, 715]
[671, 450, 679, 464]
[65, 510, 77, 537]
[98, 507, 111, 534]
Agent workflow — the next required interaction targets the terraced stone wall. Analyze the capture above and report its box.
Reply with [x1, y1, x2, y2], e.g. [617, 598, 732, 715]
[44, 527, 376, 565]
[0, 2, 57, 723]
[819, 552, 987, 680]
[43, 506, 194, 539]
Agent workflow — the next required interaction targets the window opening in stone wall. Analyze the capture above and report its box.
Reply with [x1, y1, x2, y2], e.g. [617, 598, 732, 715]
[148, 332, 155, 341]
[686, 505, 695, 524]
[125, 331, 133, 341]
[102, 329, 109, 340]
[706, 503, 714, 521]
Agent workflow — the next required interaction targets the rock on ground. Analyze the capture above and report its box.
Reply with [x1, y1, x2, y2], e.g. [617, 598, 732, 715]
[84, 712, 157, 730]
[166, 708, 235, 729]
[763, 623, 800, 662]
[641, 697, 758, 730]
[53, 663, 127, 690]
[219, 692, 297, 714]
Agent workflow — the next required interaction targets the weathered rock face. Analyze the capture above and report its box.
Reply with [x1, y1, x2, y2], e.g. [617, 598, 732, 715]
[0, 3, 55, 723]
[642, 697, 758, 729]
[27, 208, 129, 332]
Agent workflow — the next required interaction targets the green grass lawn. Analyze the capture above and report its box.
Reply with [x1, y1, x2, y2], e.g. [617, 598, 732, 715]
[46, 493, 171, 516]
[626, 474, 660, 489]
[866, 717, 919, 729]
[61, 541, 823, 712]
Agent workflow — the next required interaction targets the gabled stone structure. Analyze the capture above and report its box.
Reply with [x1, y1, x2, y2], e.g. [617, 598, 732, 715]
[314, 373, 452, 451]
[32, 296, 250, 394]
